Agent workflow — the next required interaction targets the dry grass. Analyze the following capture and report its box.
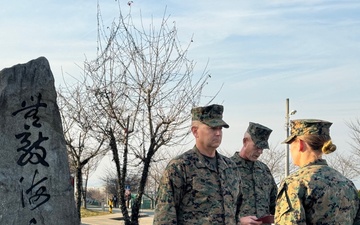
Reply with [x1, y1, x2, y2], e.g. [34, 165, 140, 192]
[81, 207, 110, 218]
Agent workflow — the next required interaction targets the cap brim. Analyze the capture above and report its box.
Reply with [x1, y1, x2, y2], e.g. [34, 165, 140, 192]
[282, 134, 296, 144]
[222, 123, 229, 128]
[203, 119, 229, 128]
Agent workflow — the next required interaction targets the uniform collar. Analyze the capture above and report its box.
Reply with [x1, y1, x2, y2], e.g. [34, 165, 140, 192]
[302, 158, 328, 168]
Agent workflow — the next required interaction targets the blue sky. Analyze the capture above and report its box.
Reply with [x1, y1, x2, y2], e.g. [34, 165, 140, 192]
[2, 0, 360, 187]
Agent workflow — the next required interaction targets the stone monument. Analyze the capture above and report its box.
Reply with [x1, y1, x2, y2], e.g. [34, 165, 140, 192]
[0, 57, 80, 224]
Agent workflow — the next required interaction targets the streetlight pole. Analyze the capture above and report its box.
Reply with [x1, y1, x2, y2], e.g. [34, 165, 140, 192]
[285, 98, 296, 177]
[285, 98, 290, 177]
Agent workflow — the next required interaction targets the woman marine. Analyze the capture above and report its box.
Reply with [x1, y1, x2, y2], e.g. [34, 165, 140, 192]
[275, 119, 360, 224]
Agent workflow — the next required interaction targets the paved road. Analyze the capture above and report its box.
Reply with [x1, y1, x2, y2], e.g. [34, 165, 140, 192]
[81, 208, 154, 225]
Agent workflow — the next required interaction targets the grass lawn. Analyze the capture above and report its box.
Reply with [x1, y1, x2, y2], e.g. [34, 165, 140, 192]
[81, 207, 110, 218]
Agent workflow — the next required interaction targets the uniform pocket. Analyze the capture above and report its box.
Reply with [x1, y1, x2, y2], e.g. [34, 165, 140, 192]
[276, 183, 291, 217]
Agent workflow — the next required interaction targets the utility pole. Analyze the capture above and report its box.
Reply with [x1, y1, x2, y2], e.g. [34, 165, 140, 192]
[285, 98, 290, 177]
[285, 98, 297, 177]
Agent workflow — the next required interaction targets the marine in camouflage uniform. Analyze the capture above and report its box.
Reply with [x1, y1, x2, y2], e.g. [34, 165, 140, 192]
[231, 122, 277, 224]
[153, 104, 242, 225]
[275, 119, 360, 225]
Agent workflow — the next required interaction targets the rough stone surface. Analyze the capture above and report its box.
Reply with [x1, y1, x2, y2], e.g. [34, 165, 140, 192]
[0, 57, 79, 225]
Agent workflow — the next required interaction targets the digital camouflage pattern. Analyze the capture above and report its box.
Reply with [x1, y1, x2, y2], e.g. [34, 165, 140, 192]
[246, 122, 272, 149]
[275, 159, 360, 225]
[191, 104, 229, 128]
[154, 146, 242, 225]
[283, 119, 332, 144]
[231, 152, 277, 220]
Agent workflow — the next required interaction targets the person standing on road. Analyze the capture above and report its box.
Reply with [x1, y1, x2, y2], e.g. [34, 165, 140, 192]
[275, 119, 360, 224]
[153, 104, 242, 225]
[107, 198, 114, 213]
[231, 122, 277, 225]
[112, 195, 118, 208]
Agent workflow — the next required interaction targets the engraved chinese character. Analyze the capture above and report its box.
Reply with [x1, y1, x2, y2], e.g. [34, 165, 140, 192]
[12, 93, 47, 128]
[20, 170, 50, 210]
[16, 131, 49, 167]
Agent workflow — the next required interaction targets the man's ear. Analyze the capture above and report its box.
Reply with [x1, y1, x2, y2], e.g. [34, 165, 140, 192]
[191, 126, 198, 137]
[299, 139, 305, 152]
[243, 137, 247, 145]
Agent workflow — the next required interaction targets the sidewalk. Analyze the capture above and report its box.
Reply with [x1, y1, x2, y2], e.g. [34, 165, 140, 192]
[81, 208, 154, 225]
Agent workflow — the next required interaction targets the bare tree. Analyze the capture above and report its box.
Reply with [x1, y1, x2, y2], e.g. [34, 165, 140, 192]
[82, 158, 102, 209]
[87, 187, 106, 205]
[57, 81, 108, 220]
[346, 119, 360, 166]
[260, 143, 290, 184]
[334, 118, 360, 178]
[258, 142, 304, 186]
[145, 157, 169, 209]
[82, 3, 212, 224]
[325, 153, 359, 179]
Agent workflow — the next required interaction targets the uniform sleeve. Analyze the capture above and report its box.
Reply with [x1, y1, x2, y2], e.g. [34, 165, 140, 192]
[274, 181, 307, 225]
[235, 169, 243, 223]
[269, 176, 278, 215]
[236, 185, 243, 224]
[153, 160, 185, 225]
[263, 163, 278, 215]
[354, 198, 360, 225]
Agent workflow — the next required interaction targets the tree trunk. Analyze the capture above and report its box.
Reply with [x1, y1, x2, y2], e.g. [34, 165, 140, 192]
[82, 174, 88, 209]
[75, 166, 82, 220]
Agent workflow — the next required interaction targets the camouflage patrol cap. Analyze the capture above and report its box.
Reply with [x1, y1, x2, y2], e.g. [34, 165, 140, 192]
[247, 122, 272, 149]
[191, 104, 229, 128]
[282, 119, 332, 144]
